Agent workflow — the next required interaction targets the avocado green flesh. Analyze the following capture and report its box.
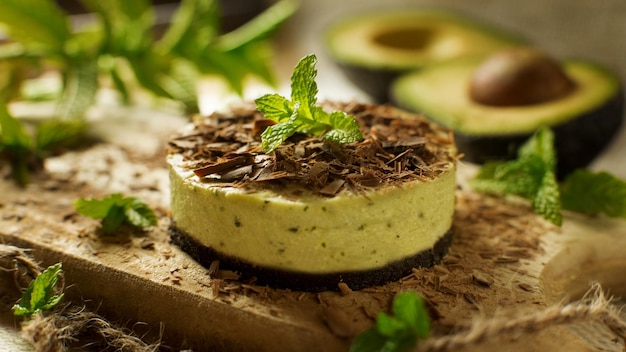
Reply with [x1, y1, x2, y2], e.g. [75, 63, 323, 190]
[392, 59, 621, 135]
[168, 154, 456, 274]
[325, 10, 524, 71]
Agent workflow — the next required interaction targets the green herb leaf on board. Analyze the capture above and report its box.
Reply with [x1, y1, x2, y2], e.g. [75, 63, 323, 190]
[74, 193, 157, 234]
[13, 263, 64, 317]
[560, 169, 626, 218]
[350, 291, 430, 352]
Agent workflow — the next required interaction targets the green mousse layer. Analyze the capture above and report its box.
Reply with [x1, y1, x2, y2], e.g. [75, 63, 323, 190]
[169, 154, 456, 274]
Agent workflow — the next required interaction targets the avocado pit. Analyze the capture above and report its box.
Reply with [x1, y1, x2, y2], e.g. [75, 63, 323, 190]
[469, 48, 576, 107]
[372, 27, 434, 51]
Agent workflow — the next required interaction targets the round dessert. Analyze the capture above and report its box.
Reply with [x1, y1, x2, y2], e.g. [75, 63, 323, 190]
[167, 103, 457, 291]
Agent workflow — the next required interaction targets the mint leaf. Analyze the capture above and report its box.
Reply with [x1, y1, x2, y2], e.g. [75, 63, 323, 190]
[533, 171, 562, 226]
[55, 60, 99, 120]
[81, 0, 154, 55]
[0, 47, 34, 103]
[470, 127, 563, 226]
[157, 0, 219, 59]
[518, 126, 556, 170]
[229, 41, 277, 87]
[472, 156, 545, 200]
[125, 54, 200, 113]
[290, 54, 318, 122]
[74, 194, 118, 219]
[260, 111, 300, 153]
[0, 102, 34, 186]
[35, 118, 88, 154]
[350, 291, 430, 352]
[349, 327, 388, 352]
[0, 101, 31, 149]
[101, 204, 127, 234]
[255, 54, 363, 153]
[324, 111, 363, 145]
[255, 94, 294, 122]
[392, 292, 430, 339]
[13, 263, 64, 317]
[124, 198, 159, 228]
[377, 313, 409, 338]
[74, 194, 157, 234]
[0, 0, 71, 53]
[216, 0, 298, 51]
[560, 170, 626, 218]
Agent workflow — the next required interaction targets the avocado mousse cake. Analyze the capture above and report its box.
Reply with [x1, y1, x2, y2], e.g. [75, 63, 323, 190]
[167, 56, 457, 292]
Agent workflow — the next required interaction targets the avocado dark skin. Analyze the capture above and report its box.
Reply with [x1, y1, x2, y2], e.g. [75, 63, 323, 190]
[455, 89, 624, 179]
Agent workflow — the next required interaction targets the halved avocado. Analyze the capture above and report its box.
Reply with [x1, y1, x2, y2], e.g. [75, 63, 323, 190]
[324, 9, 525, 102]
[391, 50, 625, 177]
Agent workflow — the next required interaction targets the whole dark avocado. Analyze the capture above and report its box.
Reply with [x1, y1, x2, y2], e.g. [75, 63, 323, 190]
[324, 8, 525, 102]
[391, 47, 625, 177]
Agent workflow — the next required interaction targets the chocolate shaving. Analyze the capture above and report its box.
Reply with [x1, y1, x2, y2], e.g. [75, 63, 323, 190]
[168, 102, 456, 197]
[319, 179, 346, 196]
[308, 162, 329, 187]
[221, 165, 254, 181]
[193, 155, 252, 177]
[381, 136, 426, 149]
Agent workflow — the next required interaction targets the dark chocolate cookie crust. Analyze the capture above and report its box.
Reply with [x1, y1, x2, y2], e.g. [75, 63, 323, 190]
[169, 222, 454, 292]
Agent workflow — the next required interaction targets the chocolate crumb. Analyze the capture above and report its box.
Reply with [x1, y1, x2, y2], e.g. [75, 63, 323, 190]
[208, 260, 220, 277]
[139, 239, 155, 250]
[472, 273, 493, 288]
[518, 283, 534, 292]
[338, 282, 353, 296]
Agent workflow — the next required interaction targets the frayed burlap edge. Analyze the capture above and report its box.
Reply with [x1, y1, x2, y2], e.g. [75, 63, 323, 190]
[0, 244, 159, 352]
[20, 306, 160, 352]
[0, 244, 41, 289]
[420, 282, 626, 351]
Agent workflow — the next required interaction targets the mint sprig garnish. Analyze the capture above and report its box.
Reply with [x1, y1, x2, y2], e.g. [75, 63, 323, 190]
[74, 193, 157, 234]
[470, 127, 562, 226]
[560, 170, 626, 218]
[471, 127, 626, 224]
[13, 263, 64, 317]
[350, 291, 430, 352]
[255, 54, 363, 153]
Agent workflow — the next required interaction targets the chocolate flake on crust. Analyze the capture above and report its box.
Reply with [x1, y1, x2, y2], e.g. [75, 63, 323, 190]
[167, 102, 457, 196]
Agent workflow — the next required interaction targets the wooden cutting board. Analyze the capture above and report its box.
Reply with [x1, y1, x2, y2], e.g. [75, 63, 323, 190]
[1, 105, 625, 351]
